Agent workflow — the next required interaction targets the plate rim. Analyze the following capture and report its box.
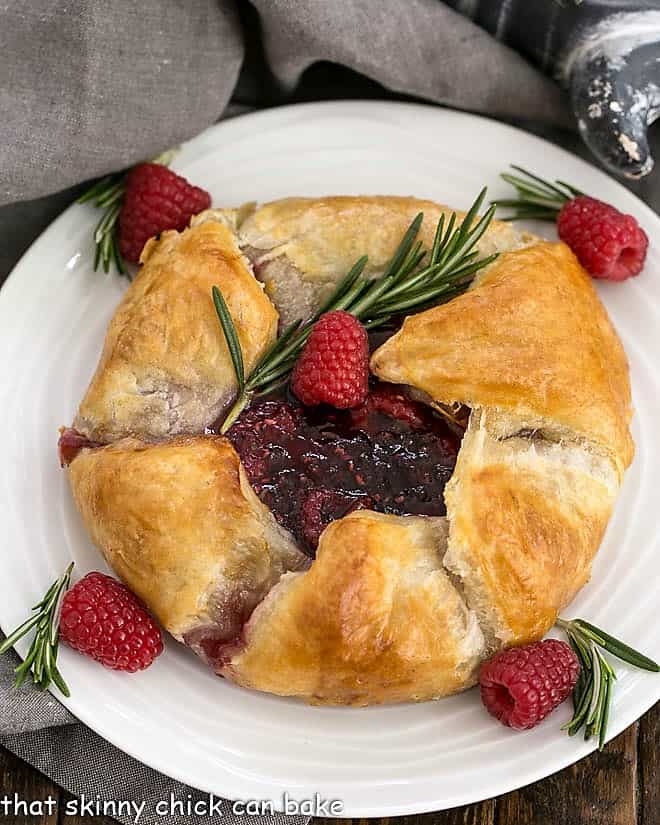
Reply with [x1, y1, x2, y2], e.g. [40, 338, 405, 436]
[1, 99, 659, 816]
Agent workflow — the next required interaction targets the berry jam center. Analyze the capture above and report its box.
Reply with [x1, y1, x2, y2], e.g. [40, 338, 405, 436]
[221, 384, 461, 556]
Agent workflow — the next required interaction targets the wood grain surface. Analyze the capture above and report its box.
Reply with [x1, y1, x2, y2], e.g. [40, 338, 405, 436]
[0, 701, 657, 825]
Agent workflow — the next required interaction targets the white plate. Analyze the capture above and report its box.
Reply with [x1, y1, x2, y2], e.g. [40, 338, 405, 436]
[1, 102, 659, 815]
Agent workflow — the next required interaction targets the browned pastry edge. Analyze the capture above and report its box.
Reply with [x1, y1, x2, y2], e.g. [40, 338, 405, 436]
[65, 196, 634, 705]
[195, 195, 536, 328]
[225, 511, 484, 705]
[67, 436, 308, 641]
[74, 219, 278, 443]
[370, 240, 633, 476]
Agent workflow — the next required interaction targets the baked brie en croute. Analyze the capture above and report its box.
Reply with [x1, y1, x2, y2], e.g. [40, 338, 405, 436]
[60, 196, 633, 705]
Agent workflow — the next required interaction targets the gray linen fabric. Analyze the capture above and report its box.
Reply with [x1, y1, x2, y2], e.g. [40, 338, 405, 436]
[0, 0, 570, 206]
[2, 0, 657, 821]
[3, 725, 307, 825]
[1, 649, 75, 733]
[0, 1, 244, 205]
[250, 0, 570, 123]
[0, 642, 308, 825]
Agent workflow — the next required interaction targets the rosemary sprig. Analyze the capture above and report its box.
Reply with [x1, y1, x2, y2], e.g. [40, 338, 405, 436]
[76, 148, 178, 275]
[494, 165, 585, 222]
[213, 188, 498, 432]
[557, 617, 659, 750]
[212, 287, 245, 391]
[0, 563, 74, 697]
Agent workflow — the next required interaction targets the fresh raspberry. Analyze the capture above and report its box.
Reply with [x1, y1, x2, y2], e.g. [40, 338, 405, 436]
[479, 639, 580, 730]
[60, 572, 163, 672]
[117, 163, 211, 263]
[353, 384, 433, 430]
[557, 196, 648, 281]
[291, 311, 369, 408]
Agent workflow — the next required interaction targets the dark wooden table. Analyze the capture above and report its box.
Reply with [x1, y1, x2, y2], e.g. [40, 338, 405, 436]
[1, 701, 657, 825]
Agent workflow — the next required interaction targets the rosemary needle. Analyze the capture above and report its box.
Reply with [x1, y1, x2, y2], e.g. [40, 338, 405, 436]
[213, 188, 497, 432]
[557, 617, 658, 750]
[0, 563, 74, 697]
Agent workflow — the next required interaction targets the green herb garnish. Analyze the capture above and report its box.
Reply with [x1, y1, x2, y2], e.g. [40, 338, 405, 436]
[213, 188, 497, 432]
[0, 563, 74, 697]
[557, 617, 658, 750]
[494, 165, 585, 222]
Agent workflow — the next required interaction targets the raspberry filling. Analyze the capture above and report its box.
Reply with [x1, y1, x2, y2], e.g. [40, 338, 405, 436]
[58, 428, 103, 466]
[222, 384, 461, 556]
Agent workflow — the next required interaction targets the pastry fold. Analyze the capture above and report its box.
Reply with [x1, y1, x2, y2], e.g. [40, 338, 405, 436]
[68, 436, 308, 646]
[65, 196, 634, 705]
[443, 410, 619, 647]
[197, 196, 534, 327]
[227, 511, 484, 705]
[371, 241, 633, 474]
[75, 219, 278, 443]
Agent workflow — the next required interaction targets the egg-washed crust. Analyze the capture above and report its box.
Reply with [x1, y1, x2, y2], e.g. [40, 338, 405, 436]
[75, 220, 278, 443]
[443, 409, 620, 648]
[371, 241, 634, 475]
[229, 195, 528, 277]
[68, 436, 308, 640]
[226, 511, 484, 705]
[65, 196, 634, 705]
[199, 196, 536, 326]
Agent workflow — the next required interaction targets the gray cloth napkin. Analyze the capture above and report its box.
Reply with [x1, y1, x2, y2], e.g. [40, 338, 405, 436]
[1, 1, 658, 822]
[0, 644, 307, 825]
[0, 0, 571, 206]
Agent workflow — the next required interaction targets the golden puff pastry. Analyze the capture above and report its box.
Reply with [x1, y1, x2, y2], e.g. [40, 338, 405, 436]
[196, 196, 535, 327]
[75, 219, 278, 443]
[443, 409, 620, 648]
[226, 511, 485, 705]
[371, 239, 634, 652]
[371, 241, 634, 475]
[68, 436, 309, 646]
[65, 195, 634, 706]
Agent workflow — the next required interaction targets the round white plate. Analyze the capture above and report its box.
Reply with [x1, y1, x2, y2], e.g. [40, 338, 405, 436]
[1, 102, 659, 815]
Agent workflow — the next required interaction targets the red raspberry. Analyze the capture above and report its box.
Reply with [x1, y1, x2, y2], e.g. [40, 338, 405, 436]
[118, 163, 211, 263]
[291, 311, 369, 409]
[479, 639, 580, 730]
[357, 384, 433, 430]
[60, 572, 163, 672]
[557, 196, 648, 281]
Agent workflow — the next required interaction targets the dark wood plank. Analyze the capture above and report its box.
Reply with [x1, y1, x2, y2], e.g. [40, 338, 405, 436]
[0, 745, 60, 824]
[315, 805, 496, 825]
[639, 701, 660, 825]
[496, 723, 639, 825]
